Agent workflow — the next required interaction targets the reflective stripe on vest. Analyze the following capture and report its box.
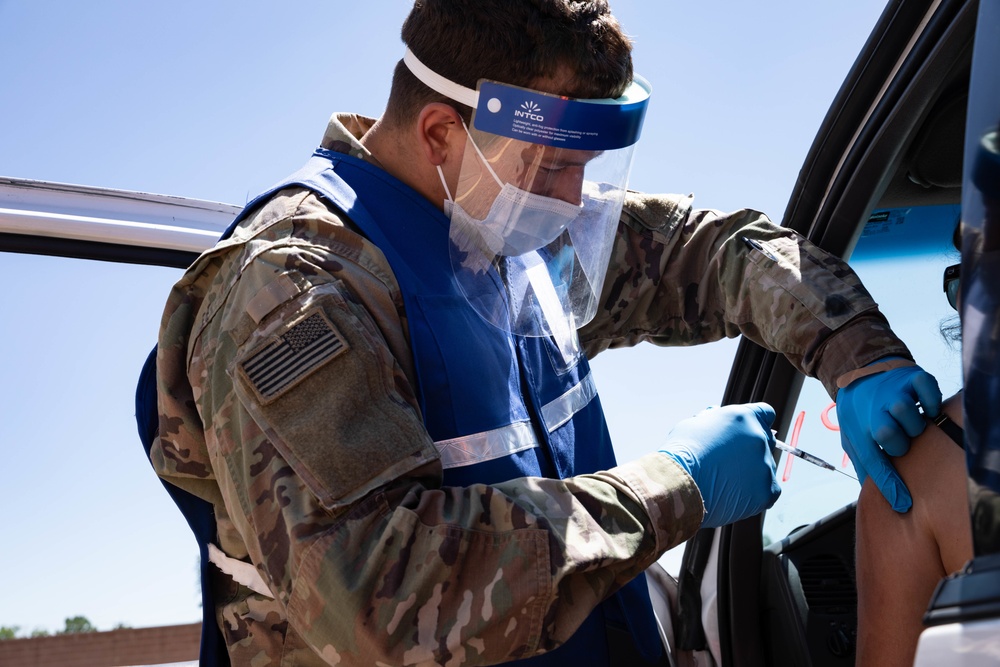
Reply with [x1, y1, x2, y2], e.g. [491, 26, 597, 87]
[541, 370, 598, 433]
[434, 420, 537, 469]
[434, 371, 597, 468]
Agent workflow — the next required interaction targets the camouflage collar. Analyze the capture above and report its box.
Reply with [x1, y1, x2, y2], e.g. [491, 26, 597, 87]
[319, 113, 380, 166]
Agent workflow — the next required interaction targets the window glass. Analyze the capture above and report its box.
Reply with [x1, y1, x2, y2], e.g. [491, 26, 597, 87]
[0, 252, 200, 634]
[763, 205, 964, 544]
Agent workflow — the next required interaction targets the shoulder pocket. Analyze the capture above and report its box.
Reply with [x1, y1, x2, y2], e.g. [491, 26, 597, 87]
[230, 283, 439, 510]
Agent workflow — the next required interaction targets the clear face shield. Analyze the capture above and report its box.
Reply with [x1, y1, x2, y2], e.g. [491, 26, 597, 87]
[404, 50, 651, 345]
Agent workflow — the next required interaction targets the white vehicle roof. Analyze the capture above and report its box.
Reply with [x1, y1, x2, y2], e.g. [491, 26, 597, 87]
[0, 176, 240, 255]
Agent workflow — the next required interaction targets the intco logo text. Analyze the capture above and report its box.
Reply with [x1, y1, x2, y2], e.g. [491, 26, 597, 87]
[515, 101, 544, 122]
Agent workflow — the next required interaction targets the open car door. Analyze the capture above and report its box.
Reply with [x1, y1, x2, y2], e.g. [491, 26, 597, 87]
[675, 0, 1000, 664]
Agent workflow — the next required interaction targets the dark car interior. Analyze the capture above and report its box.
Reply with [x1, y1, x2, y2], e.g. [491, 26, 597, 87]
[678, 0, 981, 665]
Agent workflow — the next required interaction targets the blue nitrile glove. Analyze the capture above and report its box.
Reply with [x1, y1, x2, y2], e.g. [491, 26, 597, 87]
[660, 403, 782, 529]
[836, 358, 942, 513]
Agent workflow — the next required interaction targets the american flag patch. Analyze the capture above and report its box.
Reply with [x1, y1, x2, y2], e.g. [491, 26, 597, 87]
[241, 310, 347, 401]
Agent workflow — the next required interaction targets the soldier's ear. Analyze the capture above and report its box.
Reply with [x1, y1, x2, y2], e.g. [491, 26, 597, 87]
[416, 103, 465, 167]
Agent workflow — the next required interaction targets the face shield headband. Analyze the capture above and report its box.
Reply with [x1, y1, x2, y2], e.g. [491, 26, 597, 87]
[403, 49, 651, 344]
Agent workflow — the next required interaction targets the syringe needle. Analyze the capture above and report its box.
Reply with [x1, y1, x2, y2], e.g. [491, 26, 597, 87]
[774, 440, 858, 481]
[832, 467, 860, 481]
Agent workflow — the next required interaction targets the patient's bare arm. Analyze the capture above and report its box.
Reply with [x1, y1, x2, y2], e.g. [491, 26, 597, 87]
[855, 393, 972, 667]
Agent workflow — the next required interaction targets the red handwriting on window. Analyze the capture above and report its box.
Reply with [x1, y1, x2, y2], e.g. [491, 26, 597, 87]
[781, 402, 851, 479]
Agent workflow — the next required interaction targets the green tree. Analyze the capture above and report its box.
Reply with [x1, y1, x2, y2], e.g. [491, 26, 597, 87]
[29, 628, 51, 638]
[0, 626, 20, 640]
[59, 616, 96, 634]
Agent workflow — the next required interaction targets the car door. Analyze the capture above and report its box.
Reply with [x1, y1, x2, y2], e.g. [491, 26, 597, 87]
[674, 0, 994, 664]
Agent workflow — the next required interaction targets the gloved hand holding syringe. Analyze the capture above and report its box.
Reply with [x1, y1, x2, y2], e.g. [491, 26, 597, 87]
[773, 432, 858, 481]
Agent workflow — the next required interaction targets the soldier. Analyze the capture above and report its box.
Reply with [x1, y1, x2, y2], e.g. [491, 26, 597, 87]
[146, 1, 941, 665]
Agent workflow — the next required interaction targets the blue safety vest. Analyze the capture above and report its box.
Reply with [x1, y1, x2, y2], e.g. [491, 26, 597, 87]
[138, 147, 663, 666]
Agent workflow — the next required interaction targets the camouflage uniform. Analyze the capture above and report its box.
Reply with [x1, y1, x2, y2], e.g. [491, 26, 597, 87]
[152, 113, 910, 666]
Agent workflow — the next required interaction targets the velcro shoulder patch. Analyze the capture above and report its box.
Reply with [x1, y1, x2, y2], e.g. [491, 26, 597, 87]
[239, 308, 348, 403]
[245, 272, 304, 324]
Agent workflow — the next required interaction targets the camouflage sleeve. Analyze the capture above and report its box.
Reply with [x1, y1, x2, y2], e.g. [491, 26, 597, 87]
[158, 192, 705, 666]
[579, 191, 912, 397]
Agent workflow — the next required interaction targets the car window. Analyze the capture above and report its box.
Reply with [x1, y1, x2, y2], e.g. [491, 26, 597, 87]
[0, 252, 201, 633]
[762, 204, 964, 543]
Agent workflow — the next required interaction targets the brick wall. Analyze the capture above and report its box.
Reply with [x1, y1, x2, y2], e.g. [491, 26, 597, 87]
[0, 622, 200, 667]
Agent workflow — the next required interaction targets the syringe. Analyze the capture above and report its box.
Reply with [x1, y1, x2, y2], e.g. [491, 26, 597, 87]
[774, 440, 858, 481]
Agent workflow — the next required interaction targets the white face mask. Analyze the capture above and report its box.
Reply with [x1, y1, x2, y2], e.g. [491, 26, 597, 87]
[438, 124, 582, 256]
[442, 179, 582, 256]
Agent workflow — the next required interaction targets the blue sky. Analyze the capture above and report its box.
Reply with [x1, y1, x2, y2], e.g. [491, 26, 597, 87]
[0, 0, 894, 633]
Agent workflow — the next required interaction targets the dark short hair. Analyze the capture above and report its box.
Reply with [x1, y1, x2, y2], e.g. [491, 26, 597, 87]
[383, 0, 633, 126]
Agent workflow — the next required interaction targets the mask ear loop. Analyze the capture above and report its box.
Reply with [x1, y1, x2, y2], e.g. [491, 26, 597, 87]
[436, 165, 453, 203]
[458, 117, 505, 189]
